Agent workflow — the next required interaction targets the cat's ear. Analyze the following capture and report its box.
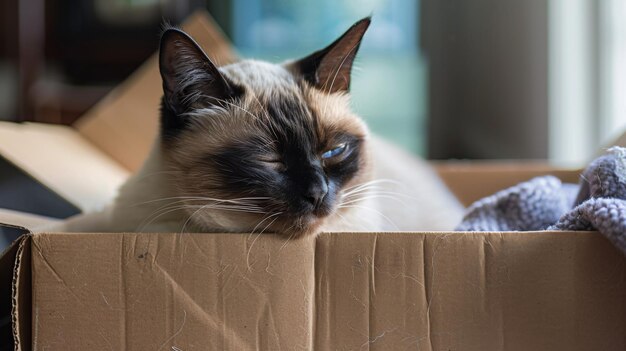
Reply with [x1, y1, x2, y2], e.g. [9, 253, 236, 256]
[292, 17, 371, 94]
[159, 28, 240, 113]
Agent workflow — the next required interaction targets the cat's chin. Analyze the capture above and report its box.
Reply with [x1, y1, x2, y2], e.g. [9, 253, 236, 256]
[189, 212, 326, 239]
[273, 214, 328, 239]
[279, 221, 324, 239]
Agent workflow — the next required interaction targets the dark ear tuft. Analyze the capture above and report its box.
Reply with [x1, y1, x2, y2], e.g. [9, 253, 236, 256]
[293, 17, 371, 94]
[159, 29, 241, 114]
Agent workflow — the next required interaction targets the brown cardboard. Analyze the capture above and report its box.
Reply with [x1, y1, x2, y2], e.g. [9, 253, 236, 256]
[0, 209, 59, 233]
[435, 161, 581, 206]
[5, 231, 623, 350]
[0, 122, 129, 212]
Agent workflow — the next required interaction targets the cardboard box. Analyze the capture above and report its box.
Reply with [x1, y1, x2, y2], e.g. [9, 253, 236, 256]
[2, 229, 623, 350]
[0, 11, 625, 351]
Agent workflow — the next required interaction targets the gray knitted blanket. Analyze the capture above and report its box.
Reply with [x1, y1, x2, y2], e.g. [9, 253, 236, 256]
[456, 147, 626, 255]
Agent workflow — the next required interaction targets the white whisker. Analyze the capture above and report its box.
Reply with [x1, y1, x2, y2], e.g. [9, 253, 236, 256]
[338, 204, 398, 231]
[246, 211, 283, 270]
[340, 194, 407, 207]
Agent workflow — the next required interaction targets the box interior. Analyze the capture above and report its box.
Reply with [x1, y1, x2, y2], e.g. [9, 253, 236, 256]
[435, 161, 582, 206]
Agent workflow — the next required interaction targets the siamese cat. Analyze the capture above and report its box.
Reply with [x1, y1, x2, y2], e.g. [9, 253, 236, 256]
[61, 18, 463, 237]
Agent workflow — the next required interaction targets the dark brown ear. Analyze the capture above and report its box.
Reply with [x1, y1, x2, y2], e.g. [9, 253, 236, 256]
[293, 17, 371, 94]
[159, 28, 240, 114]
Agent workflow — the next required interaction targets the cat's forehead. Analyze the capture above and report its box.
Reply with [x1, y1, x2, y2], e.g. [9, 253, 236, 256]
[204, 59, 367, 145]
[220, 60, 298, 94]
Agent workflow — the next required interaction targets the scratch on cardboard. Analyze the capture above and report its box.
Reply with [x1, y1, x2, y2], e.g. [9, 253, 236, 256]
[260, 295, 283, 351]
[32, 241, 85, 306]
[370, 234, 378, 296]
[220, 265, 246, 299]
[100, 292, 110, 306]
[156, 310, 187, 351]
[186, 234, 211, 260]
[151, 260, 252, 349]
[350, 255, 368, 311]
[99, 292, 125, 312]
[98, 330, 114, 351]
[359, 327, 398, 350]
[264, 253, 275, 276]
[421, 236, 435, 351]
[33, 306, 39, 346]
[33, 252, 125, 350]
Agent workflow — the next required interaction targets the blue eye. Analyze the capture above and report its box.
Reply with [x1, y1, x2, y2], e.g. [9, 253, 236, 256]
[321, 143, 347, 159]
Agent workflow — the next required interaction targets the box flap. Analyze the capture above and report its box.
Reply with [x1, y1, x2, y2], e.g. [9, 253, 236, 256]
[74, 11, 237, 172]
[0, 154, 80, 219]
[26, 231, 626, 350]
[0, 122, 130, 212]
[0, 209, 60, 234]
[435, 161, 581, 206]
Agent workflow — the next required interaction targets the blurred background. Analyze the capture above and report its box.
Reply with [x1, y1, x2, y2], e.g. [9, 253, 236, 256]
[1, 0, 625, 164]
[1, 2, 623, 342]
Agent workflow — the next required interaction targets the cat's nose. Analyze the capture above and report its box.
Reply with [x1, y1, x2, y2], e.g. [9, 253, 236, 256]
[304, 176, 329, 210]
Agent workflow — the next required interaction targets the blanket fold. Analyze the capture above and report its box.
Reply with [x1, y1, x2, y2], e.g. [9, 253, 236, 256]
[457, 147, 626, 255]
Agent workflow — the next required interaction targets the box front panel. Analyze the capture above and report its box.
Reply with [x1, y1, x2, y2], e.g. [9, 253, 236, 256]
[29, 232, 626, 350]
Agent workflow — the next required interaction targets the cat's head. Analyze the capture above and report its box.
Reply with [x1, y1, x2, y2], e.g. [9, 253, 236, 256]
[158, 18, 372, 237]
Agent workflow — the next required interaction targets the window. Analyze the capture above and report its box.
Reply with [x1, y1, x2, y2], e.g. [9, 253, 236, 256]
[550, 0, 626, 164]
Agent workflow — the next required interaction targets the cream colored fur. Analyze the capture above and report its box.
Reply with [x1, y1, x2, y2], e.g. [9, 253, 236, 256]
[57, 135, 463, 233]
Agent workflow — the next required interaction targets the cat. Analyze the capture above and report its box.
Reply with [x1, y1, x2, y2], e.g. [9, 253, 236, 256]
[60, 17, 464, 237]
